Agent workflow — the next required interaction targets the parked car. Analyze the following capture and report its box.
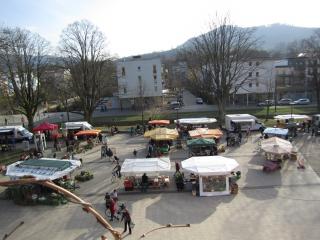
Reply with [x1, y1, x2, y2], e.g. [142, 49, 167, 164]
[293, 98, 311, 105]
[278, 98, 292, 105]
[169, 101, 181, 109]
[196, 98, 203, 104]
[257, 100, 274, 107]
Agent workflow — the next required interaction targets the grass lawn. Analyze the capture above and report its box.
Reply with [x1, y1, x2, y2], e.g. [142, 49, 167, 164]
[92, 105, 318, 126]
[0, 149, 24, 166]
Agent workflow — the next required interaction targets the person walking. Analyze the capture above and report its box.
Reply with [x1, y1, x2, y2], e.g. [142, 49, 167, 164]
[110, 189, 118, 202]
[120, 204, 132, 235]
[238, 131, 242, 144]
[113, 162, 121, 178]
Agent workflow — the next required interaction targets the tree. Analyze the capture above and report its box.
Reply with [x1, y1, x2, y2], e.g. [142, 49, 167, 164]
[0, 27, 50, 129]
[184, 16, 258, 121]
[59, 20, 111, 123]
[305, 29, 320, 112]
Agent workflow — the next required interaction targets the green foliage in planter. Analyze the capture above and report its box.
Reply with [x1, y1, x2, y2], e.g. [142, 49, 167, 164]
[75, 170, 94, 182]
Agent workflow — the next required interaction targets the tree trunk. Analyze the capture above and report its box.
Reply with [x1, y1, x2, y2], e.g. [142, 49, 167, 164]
[216, 99, 226, 126]
[26, 114, 34, 131]
[84, 109, 93, 124]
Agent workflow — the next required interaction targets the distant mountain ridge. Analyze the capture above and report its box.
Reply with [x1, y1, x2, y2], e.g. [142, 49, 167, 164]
[127, 24, 318, 60]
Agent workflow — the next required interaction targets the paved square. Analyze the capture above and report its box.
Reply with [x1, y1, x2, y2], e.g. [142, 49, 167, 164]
[1, 133, 320, 240]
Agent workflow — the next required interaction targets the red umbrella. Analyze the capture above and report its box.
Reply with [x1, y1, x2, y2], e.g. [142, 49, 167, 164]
[33, 122, 58, 132]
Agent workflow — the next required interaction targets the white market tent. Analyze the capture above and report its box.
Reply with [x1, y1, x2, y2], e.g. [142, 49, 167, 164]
[274, 114, 310, 120]
[174, 118, 217, 125]
[181, 156, 239, 196]
[121, 157, 171, 176]
[263, 127, 289, 137]
[6, 158, 81, 180]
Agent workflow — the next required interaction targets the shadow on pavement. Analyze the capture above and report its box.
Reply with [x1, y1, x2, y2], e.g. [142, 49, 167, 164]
[242, 168, 281, 200]
[145, 193, 235, 225]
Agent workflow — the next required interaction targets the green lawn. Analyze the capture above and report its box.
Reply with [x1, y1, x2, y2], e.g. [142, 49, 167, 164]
[92, 105, 318, 127]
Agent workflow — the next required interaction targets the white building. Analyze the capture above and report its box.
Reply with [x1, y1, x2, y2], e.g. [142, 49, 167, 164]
[116, 56, 163, 109]
[233, 59, 277, 105]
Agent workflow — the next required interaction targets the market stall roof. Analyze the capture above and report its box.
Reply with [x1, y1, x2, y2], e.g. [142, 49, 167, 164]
[261, 137, 293, 154]
[6, 158, 81, 180]
[121, 157, 171, 175]
[181, 156, 239, 176]
[33, 122, 58, 132]
[263, 127, 288, 136]
[144, 128, 179, 140]
[174, 118, 217, 125]
[187, 138, 215, 147]
[274, 114, 310, 120]
[189, 128, 223, 139]
[148, 120, 170, 125]
[75, 129, 101, 137]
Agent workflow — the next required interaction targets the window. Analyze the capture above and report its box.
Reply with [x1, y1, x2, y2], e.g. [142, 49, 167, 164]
[153, 65, 157, 74]
[249, 82, 252, 87]
[249, 61, 252, 66]
[256, 72, 259, 77]
[121, 67, 125, 77]
[154, 86, 158, 92]
[137, 66, 141, 71]
[249, 72, 252, 77]
[256, 61, 259, 66]
[153, 75, 157, 81]
[256, 81, 259, 87]
[123, 87, 127, 94]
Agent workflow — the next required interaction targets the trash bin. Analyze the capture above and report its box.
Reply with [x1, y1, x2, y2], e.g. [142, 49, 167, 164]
[23, 140, 30, 151]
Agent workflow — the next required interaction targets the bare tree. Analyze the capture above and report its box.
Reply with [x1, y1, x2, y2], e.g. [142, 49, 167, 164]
[0, 27, 50, 129]
[59, 20, 111, 123]
[184, 16, 258, 121]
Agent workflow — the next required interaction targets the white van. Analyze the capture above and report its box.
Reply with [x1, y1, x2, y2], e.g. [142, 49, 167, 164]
[225, 114, 263, 131]
[64, 122, 93, 132]
[0, 126, 33, 142]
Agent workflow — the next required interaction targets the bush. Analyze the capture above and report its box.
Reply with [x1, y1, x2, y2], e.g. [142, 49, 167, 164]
[75, 171, 94, 182]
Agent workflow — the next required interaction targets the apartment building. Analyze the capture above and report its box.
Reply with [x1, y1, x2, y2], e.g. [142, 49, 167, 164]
[116, 56, 163, 109]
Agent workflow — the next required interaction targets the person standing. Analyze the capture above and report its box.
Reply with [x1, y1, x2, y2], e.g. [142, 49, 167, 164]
[238, 131, 242, 144]
[141, 173, 148, 192]
[4, 118, 8, 126]
[120, 204, 132, 235]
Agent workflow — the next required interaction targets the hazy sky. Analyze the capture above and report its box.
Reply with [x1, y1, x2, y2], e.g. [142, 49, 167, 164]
[1, 0, 319, 57]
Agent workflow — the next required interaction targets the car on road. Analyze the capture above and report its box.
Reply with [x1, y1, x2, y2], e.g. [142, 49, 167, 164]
[292, 98, 311, 105]
[196, 98, 204, 104]
[169, 101, 181, 109]
[257, 100, 274, 107]
[278, 98, 293, 105]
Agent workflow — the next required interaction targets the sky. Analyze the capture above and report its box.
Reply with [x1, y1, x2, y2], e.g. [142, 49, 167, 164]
[1, 0, 320, 57]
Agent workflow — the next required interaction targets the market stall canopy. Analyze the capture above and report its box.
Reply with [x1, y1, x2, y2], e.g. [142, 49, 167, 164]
[274, 114, 310, 120]
[263, 127, 289, 136]
[189, 128, 223, 139]
[181, 156, 239, 176]
[148, 120, 170, 125]
[187, 138, 215, 147]
[261, 137, 293, 154]
[174, 118, 217, 125]
[75, 129, 101, 137]
[144, 128, 179, 140]
[6, 158, 81, 180]
[121, 157, 171, 175]
[33, 122, 58, 132]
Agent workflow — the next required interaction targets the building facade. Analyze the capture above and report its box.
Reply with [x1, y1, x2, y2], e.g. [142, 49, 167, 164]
[232, 59, 276, 105]
[275, 56, 314, 101]
[116, 56, 163, 109]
